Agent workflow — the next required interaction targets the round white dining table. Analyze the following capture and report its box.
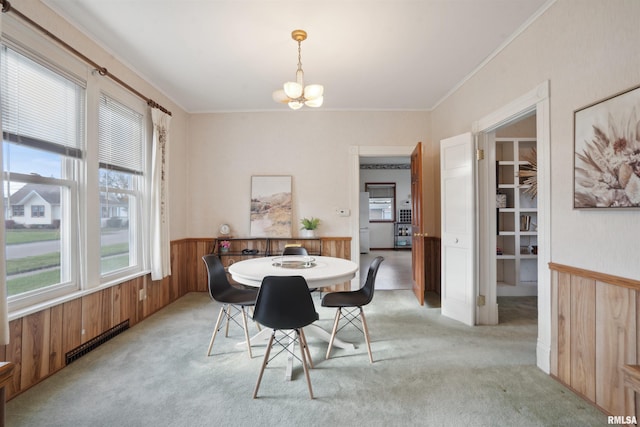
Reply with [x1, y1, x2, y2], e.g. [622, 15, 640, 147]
[228, 255, 359, 379]
[228, 255, 358, 288]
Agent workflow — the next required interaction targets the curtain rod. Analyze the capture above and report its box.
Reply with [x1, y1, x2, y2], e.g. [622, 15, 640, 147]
[0, 0, 172, 116]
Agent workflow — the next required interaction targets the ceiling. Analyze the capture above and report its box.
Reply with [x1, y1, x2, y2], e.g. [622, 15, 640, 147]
[43, 0, 550, 113]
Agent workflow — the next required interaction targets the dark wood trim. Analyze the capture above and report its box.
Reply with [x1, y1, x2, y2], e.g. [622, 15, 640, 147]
[0, 362, 14, 426]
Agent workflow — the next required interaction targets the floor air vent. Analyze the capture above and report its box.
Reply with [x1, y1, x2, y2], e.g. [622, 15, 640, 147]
[65, 320, 129, 365]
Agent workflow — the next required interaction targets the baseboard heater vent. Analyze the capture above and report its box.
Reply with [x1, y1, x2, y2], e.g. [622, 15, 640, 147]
[65, 320, 129, 365]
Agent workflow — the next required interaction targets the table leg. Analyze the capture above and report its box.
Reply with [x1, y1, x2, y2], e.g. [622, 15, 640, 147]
[285, 333, 295, 380]
[237, 327, 272, 346]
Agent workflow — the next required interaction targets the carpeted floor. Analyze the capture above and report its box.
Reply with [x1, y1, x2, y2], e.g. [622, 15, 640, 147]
[6, 291, 606, 426]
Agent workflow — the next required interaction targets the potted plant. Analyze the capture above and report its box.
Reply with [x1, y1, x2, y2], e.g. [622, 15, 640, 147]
[300, 217, 320, 238]
[219, 240, 231, 253]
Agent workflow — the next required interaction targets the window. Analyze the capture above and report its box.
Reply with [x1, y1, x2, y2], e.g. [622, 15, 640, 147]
[365, 183, 396, 222]
[1, 18, 151, 312]
[98, 93, 145, 278]
[2, 43, 84, 304]
[31, 205, 45, 217]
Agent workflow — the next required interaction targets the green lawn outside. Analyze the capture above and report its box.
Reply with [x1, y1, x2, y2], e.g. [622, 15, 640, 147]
[5, 229, 60, 245]
[6, 253, 129, 296]
[7, 269, 61, 296]
[6, 242, 130, 296]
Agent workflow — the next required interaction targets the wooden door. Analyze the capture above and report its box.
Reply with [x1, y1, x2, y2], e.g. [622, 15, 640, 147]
[440, 133, 475, 326]
[411, 142, 425, 305]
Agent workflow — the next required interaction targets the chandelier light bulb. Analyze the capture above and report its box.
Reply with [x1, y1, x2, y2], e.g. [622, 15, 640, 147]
[284, 82, 303, 99]
[272, 89, 289, 103]
[304, 84, 323, 100]
[304, 96, 323, 108]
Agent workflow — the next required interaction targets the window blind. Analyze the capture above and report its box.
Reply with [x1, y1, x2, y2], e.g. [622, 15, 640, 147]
[98, 93, 144, 174]
[1, 44, 84, 158]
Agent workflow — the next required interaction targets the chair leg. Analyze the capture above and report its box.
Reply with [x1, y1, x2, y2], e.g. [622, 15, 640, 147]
[297, 329, 314, 399]
[225, 304, 231, 337]
[240, 306, 253, 359]
[359, 307, 373, 363]
[207, 305, 227, 356]
[249, 307, 261, 331]
[299, 328, 313, 369]
[326, 308, 342, 360]
[253, 331, 275, 399]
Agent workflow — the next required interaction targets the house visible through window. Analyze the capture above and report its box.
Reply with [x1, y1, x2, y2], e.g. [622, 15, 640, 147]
[11, 205, 24, 216]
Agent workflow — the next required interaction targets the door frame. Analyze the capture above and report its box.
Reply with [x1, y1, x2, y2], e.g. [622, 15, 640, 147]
[472, 81, 551, 373]
[349, 145, 414, 288]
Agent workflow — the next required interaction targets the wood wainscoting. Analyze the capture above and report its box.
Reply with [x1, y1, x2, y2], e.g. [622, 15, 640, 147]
[0, 237, 351, 399]
[424, 237, 441, 294]
[549, 262, 639, 417]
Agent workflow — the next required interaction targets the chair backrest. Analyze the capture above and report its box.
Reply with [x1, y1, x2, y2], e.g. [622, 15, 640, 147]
[202, 254, 233, 301]
[282, 246, 308, 256]
[252, 276, 319, 330]
[361, 256, 384, 305]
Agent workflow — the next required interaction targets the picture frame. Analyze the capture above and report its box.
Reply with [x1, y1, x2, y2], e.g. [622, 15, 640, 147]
[574, 84, 640, 208]
[250, 175, 292, 237]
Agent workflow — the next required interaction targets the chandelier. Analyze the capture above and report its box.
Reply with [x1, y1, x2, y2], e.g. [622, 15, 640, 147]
[272, 29, 324, 110]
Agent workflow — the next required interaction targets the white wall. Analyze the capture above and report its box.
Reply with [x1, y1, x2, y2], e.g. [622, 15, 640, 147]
[187, 111, 429, 239]
[430, 0, 640, 281]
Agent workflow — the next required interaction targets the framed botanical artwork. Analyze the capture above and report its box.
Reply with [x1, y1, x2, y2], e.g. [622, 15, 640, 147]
[250, 175, 292, 237]
[574, 84, 640, 208]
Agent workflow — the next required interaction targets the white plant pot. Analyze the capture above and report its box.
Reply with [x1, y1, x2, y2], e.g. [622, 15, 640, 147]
[300, 229, 316, 238]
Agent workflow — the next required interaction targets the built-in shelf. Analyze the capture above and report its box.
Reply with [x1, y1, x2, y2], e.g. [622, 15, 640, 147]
[496, 137, 538, 296]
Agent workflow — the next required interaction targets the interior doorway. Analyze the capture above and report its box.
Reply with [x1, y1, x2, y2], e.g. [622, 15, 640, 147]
[358, 154, 412, 291]
[473, 81, 550, 373]
[349, 145, 415, 293]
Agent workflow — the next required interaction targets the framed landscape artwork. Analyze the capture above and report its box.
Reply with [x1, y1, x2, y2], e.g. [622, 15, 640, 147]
[574, 84, 640, 208]
[250, 175, 292, 237]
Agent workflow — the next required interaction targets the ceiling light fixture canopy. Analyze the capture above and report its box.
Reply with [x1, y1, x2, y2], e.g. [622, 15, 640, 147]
[272, 29, 324, 110]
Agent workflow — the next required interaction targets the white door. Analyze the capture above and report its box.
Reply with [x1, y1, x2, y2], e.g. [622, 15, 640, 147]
[440, 132, 475, 326]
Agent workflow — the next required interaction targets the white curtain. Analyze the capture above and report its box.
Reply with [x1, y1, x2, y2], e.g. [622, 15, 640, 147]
[150, 108, 171, 280]
[0, 12, 8, 345]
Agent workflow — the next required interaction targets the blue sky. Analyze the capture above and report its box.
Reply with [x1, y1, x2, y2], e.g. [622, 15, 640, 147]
[3, 142, 61, 195]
